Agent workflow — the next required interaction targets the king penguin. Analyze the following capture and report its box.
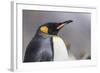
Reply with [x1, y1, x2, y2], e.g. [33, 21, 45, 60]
[23, 20, 73, 62]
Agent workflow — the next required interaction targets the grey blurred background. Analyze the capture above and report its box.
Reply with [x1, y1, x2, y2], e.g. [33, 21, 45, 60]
[23, 10, 91, 60]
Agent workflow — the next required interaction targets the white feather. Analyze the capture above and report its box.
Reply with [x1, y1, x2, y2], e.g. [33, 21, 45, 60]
[53, 36, 69, 61]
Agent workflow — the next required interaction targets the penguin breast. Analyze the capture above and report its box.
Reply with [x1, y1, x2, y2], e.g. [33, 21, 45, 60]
[53, 36, 69, 61]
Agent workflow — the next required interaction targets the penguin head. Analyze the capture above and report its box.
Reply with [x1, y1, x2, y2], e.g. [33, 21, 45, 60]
[39, 20, 73, 35]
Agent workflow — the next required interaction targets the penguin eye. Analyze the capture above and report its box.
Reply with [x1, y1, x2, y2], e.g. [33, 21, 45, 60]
[40, 26, 48, 33]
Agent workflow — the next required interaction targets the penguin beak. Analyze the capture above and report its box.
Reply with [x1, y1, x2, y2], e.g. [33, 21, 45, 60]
[57, 20, 73, 30]
[57, 24, 65, 29]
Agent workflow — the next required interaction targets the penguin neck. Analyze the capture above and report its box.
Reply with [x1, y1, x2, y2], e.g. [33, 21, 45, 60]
[35, 31, 53, 39]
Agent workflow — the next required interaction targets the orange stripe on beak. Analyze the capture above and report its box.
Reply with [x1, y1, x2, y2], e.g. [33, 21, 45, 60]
[57, 24, 64, 29]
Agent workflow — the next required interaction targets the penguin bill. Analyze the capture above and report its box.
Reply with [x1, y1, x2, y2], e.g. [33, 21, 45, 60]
[57, 24, 64, 29]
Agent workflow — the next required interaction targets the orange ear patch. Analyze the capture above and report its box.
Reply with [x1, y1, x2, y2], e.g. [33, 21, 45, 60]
[40, 26, 48, 33]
